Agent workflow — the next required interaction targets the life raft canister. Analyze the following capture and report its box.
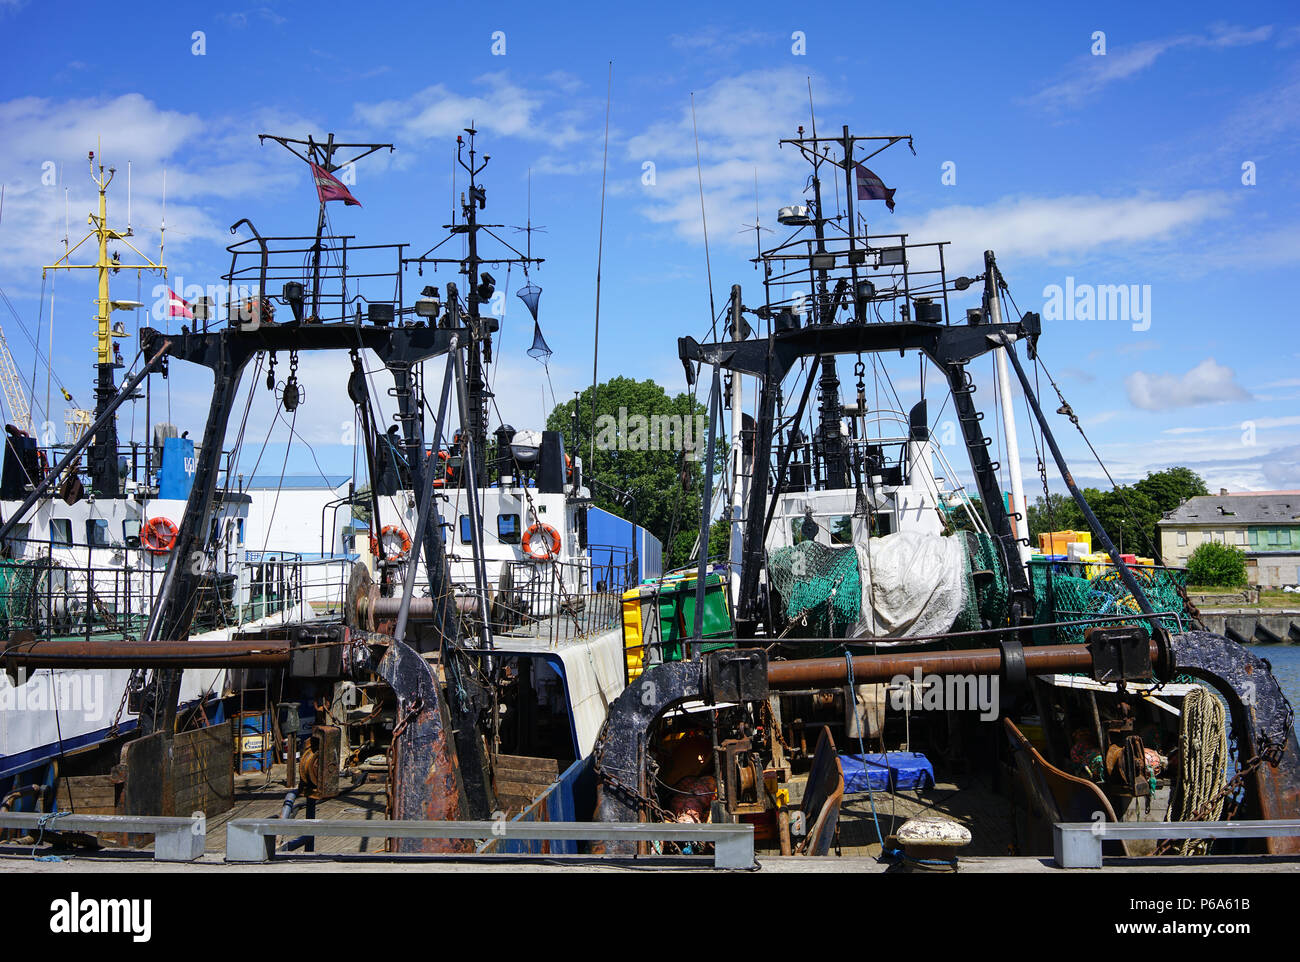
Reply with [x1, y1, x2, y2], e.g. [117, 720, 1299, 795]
[522, 522, 561, 561]
[380, 524, 412, 561]
[143, 516, 179, 554]
[429, 449, 456, 488]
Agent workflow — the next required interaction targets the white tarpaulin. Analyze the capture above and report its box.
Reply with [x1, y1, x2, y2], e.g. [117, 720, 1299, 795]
[851, 531, 968, 639]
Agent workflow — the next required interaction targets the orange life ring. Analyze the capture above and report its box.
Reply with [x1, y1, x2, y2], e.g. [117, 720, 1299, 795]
[380, 524, 412, 561]
[522, 522, 561, 561]
[143, 516, 178, 554]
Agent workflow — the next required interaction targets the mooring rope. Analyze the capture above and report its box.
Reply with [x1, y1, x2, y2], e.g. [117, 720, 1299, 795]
[1169, 686, 1228, 855]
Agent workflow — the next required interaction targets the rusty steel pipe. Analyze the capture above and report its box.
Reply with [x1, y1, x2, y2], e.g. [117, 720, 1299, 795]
[364, 597, 439, 619]
[765, 641, 1162, 688]
[2, 637, 293, 669]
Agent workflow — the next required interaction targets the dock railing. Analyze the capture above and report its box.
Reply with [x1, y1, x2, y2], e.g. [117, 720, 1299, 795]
[1054, 819, 1300, 868]
[224, 818, 755, 869]
[0, 811, 205, 862]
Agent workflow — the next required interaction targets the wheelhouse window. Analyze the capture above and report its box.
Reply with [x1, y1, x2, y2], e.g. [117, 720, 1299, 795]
[50, 519, 73, 547]
[5, 523, 30, 554]
[830, 515, 853, 545]
[123, 518, 142, 546]
[460, 515, 473, 544]
[498, 513, 521, 544]
[85, 518, 110, 547]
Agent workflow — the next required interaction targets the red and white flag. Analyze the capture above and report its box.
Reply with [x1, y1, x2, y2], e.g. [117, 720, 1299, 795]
[855, 163, 896, 212]
[167, 288, 193, 319]
[310, 162, 361, 207]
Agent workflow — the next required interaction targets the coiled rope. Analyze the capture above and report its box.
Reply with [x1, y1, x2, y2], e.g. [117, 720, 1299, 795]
[1169, 686, 1228, 855]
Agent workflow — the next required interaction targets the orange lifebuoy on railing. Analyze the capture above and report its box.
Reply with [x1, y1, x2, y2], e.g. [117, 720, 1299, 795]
[522, 522, 561, 561]
[143, 516, 178, 554]
[380, 524, 412, 562]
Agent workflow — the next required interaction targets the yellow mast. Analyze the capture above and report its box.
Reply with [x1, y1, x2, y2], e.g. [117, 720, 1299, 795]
[42, 148, 165, 492]
[43, 149, 166, 361]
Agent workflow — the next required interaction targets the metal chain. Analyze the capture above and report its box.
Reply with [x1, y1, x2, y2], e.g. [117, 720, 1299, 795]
[1152, 708, 1294, 855]
[591, 718, 685, 852]
[762, 700, 790, 753]
[1152, 754, 1264, 856]
[385, 696, 425, 832]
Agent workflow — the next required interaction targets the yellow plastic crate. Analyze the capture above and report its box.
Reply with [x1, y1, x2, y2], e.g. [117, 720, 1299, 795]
[1038, 530, 1092, 555]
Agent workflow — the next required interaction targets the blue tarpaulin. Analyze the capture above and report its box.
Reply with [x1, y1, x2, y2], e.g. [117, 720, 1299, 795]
[158, 437, 196, 500]
[840, 751, 934, 794]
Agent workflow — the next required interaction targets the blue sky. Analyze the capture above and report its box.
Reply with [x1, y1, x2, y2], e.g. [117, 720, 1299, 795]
[1, 0, 1299, 497]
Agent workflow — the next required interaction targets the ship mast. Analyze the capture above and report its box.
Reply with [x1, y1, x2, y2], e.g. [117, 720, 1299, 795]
[43, 149, 165, 496]
[773, 127, 914, 492]
[257, 132, 394, 322]
[404, 128, 544, 485]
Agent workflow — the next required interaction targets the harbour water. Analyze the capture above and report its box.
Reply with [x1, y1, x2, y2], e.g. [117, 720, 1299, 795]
[1248, 646, 1300, 707]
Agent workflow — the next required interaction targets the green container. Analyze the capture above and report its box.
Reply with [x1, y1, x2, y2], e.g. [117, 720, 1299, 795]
[655, 573, 733, 660]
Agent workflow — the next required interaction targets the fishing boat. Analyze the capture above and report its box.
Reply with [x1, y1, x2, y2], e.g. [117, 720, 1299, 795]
[0, 152, 321, 810]
[593, 122, 1300, 864]
[1, 129, 652, 845]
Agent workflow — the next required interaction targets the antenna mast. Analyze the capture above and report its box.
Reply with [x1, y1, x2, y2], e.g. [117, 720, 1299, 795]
[44, 149, 165, 495]
[258, 132, 394, 320]
[404, 129, 544, 484]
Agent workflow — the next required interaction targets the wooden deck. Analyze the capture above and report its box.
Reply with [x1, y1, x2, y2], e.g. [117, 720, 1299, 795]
[203, 762, 391, 856]
[834, 778, 1019, 858]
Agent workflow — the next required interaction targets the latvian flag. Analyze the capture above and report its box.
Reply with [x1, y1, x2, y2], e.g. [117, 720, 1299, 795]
[855, 163, 896, 212]
[167, 288, 193, 319]
[310, 162, 361, 207]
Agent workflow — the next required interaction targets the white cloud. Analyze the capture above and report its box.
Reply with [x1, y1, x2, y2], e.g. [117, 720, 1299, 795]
[1124, 358, 1251, 410]
[0, 93, 320, 285]
[625, 68, 844, 247]
[898, 191, 1232, 276]
[1029, 24, 1275, 110]
[353, 72, 585, 150]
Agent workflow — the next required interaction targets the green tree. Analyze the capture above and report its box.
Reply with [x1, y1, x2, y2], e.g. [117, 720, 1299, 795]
[1026, 492, 1084, 541]
[1186, 541, 1247, 587]
[1133, 467, 1208, 514]
[943, 497, 985, 534]
[1025, 467, 1208, 558]
[707, 515, 732, 560]
[548, 377, 721, 569]
[352, 483, 372, 529]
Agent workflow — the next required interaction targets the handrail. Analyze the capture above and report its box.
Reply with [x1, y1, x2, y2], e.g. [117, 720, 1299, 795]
[225, 817, 754, 868]
[0, 811, 205, 862]
[1054, 819, 1300, 868]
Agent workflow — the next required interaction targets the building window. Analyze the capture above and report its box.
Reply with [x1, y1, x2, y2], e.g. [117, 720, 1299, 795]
[497, 513, 521, 545]
[1235, 530, 1246, 545]
[50, 519, 73, 547]
[1176, 531, 1187, 547]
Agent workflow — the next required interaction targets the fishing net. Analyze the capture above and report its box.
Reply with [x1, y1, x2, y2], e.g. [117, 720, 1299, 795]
[1028, 559, 1189, 644]
[768, 531, 1008, 641]
[768, 540, 861, 638]
[0, 558, 57, 630]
